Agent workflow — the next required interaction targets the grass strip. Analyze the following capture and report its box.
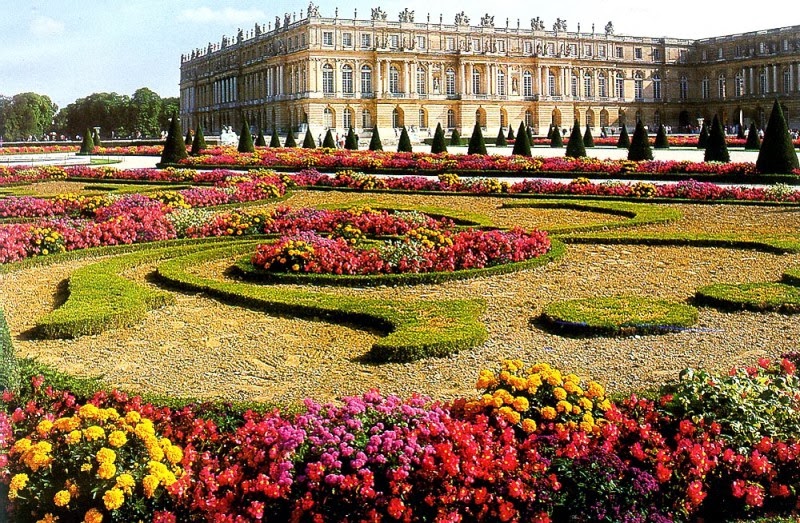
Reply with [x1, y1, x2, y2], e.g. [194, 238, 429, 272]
[556, 232, 800, 254]
[0, 308, 21, 391]
[783, 267, 800, 286]
[695, 283, 800, 314]
[539, 296, 699, 336]
[154, 243, 488, 362]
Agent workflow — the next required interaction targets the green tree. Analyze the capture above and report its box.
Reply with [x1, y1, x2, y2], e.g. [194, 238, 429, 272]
[745, 122, 761, 150]
[302, 127, 316, 149]
[130, 87, 163, 137]
[654, 124, 669, 149]
[92, 128, 102, 147]
[184, 129, 193, 146]
[369, 126, 383, 151]
[345, 127, 358, 150]
[78, 127, 94, 155]
[191, 123, 206, 155]
[255, 128, 266, 147]
[616, 125, 630, 148]
[495, 127, 507, 147]
[238, 120, 255, 153]
[756, 99, 799, 174]
[467, 121, 487, 155]
[697, 123, 709, 149]
[507, 124, 515, 141]
[450, 128, 461, 146]
[397, 126, 413, 152]
[550, 126, 563, 148]
[431, 122, 447, 153]
[627, 120, 653, 161]
[159, 112, 187, 165]
[57, 92, 129, 138]
[284, 129, 297, 148]
[704, 114, 730, 163]
[269, 128, 281, 147]
[512, 122, 531, 156]
[565, 120, 587, 158]
[323, 129, 336, 148]
[1, 92, 58, 140]
[583, 124, 595, 148]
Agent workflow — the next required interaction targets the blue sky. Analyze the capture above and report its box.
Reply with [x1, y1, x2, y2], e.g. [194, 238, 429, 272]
[2, 1, 797, 109]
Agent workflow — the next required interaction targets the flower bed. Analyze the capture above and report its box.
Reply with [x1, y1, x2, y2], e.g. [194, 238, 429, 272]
[3, 356, 800, 522]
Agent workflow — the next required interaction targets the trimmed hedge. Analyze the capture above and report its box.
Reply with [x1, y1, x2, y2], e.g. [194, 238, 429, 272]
[783, 267, 800, 286]
[233, 240, 566, 287]
[695, 282, 800, 313]
[0, 308, 21, 391]
[558, 232, 800, 255]
[540, 296, 699, 336]
[154, 244, 488, 362]
[756, 100, 800, 174]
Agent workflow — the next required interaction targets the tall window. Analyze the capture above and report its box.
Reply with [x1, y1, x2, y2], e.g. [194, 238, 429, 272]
[392, 108, 402, 128]
[341, 64, 353, 94]
[524, 110, 532, 128]
[472, 68, 481, 95]
[447, 109, 456, 129]
[571, 74, 578, 97]
[323, 107, 333, 128]
[322, 32, 333, 46]
[718, 74, 726, 99]
[615, 72, 624, 99]
[361, 34, 371, 48]
[361, 109, 372, 129]
[735, 73, 744, 97]
[523, 71, 533, 97]
[653, 73, 661, 100]
[416, 67, 426, 94]
[446, 69, 456, 95]
[584, 73, 592, 97]
[548, 71, 556, 96]
[361, 65, 372, 94]
[759, 69, 767, 94]
[653, 111, 661, 128]
[342, 33, 352, 47]
[497, 68, 506, 96]
[500, 110, 506, 129]
[343, 108, 353, 129]
[784, 69, 791, 93]
[419, 109, 427, 128]
[322, 64, 334, 94]
[701, 77, 710, 99]
[389, 66, 400, 94]
[679, 76, 688, 100]
[634, 73, 643, 100]
[475, 109, 484, 127]
[598, 73, 607, 98]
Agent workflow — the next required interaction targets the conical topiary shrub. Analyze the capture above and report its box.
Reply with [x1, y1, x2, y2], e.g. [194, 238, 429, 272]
[467, 121, 487, 155]
[737, 123, 746, 140]
[284, 129, 297, 148]
[654, 124, 669, 149]
[92, 129, 102, 148]
[323, 129, 336, 148]
[345, 127, 358, 150]
[369, 126, 383, 151]
[566, 120, 587, 158]
[627, 120, 653, 161]
[550, 126, 563, 148]
[431, 122, 447, 154]
[495, 127, 507, 147]
[616, 125, 630, 148]
[583, 124, 595, 148]
[697, 123, 709, 149]
[302, 127, 316, 149]
[507, 124, 515, 141]
[546, 125, 555, 140]
[745, 122, 761, 150]
[450, 128, 461, 146]
[78, 127, 94, 155]
[255, 129, 266, 147]
[184, 129, 193, 146]
[191, 123, 207, 155]
[756, 99, 800, 174]
[238, 120, 255, 153]
[269, 128, 281, 148]
[704, 114, 730, 163]
[159, 112, 188, 165]
[512, 122, 532, 157]
[397, 126, 413, 152]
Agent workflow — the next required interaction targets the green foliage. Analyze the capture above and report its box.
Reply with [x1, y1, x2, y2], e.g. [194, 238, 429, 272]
[697, 123, 709, 149]
[616, 125, 630, 148]
[92, 128, 102, 147]
[78, 127, 94, 155]
[512, 122, 532, 157]
[0, 308, 21, 391]
[323, 129, 336, 148]
[654, 124, 669, 149]
[495, 127, 507, 147]
[507, 124, 515, 140]
[255, 128, 267, 147]
[565, 120, 586, 158]
[467, 122, 487, 155]
[783, 266, 800, 286]
[369, 126, 383, 151]
[704, 114, 731, 163]
[159, 112, 188, 165]
[430, 122, 447, 153]
[582, 124, 595, 148]
[284, 129, 297, 148]
[745, 122, 761, 150]
[345, 127, 358, 150]
[191, 123, 207, 154]
[237, 120, 255, 153]
[695, 282, 800, 313]
[184, 129, 193, 146]
[397, 126, 413, 152]
[0, 92, 58, 141]
[450, 128, 461, 146]
[550, 126, 564, 147]
[627, 120, 653, 161]
[756, 100, 800, 174]
[540, 296, 698, 336]
[269, 128, 281, 147]
[302, 127, 316, 149]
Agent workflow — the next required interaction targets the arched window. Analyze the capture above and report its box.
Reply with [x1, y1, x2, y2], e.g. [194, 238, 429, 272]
[447, 109, 456, 129]
[322, 64, 334, 95]
[759, 69, 767, 94]
[523, 71, 533, 97]
[679, 76, 689, 100]
[472, 68, 482, 95]
[361, 108, 372, 129]
[524, 110, 533, 128]
[500, 109, 507, 129]
[392, 107, 403, 128]
[323, 107, 334, 128]
[634, 72, 644, 100]
[701, 76, 710, 99]
[718, 74, 726, 99]
[584, 72, 592, 97]
[419, 109, 427, 128]
[475, 109, 484, 127]
[360, 65, 372, 94]
[416, 66, 427, 95]
[653, 111, 661, 128]
[446, 68, 456, 95]
[497, 68, 506, 96]
[585, 110, 595, 128]
[389, 66, 400, 94]
[343, 107, 353, 129]
[784, 68, 791, 94]
[598, 73, 607, 98]
[548, 70, 556, 96]
[614, 72, 625, 99]
[342, 64, 353, 94]
[735, 72, 744, 97]
[652, 73, 661, 100]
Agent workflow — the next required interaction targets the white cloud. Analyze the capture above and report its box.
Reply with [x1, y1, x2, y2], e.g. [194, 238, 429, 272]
[29, 16, 65, 37]
[181, 7, 266, 25]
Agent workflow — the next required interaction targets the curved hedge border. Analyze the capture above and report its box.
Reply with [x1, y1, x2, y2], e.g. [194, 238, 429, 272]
[557, 232, 800, 255]
[313, 199, 495, 228]
[233, 240, 566, 287]
[539, 296, 699, 336]
[783, 267, 800, 286]
[0, 308, 21, 391]
[695, 283, 800, 313]
[154, 243, 488, 362]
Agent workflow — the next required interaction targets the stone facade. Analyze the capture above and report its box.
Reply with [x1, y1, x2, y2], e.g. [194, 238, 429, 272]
[179, 6, 800, 138]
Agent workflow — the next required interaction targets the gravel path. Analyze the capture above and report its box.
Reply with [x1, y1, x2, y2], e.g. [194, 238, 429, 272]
[2, 193, 799, 405]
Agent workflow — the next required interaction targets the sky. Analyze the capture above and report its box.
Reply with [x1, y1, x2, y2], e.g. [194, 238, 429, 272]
[1, 1, 798, 109]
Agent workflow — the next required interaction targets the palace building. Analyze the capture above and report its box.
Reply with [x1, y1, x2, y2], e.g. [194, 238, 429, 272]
[179, 4, 800, 139]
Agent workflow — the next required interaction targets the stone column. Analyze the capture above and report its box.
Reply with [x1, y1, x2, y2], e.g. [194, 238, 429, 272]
[467, 63, 473, 95]
[790, 63, 795, 92]
[410, 62, 417, 95]
[354, 60, 361, 97]
[741, 67, 747, 96]
[773, 64, 778, 93]
[460, 62, 466, 95]
[542, 66, 549, 95]
[749, 67, 754, 95]
[375, 59, 382, 95]
[536, 66, 542, 96]
[386, 60, 391, 94]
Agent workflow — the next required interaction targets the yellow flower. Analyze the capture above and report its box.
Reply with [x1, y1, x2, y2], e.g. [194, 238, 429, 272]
[11, 438, 32, 454]
[98, 462, 117, 480]
[37, 419, 54, 436]
[148, 442, 165, 462]
[165, 445, 184, 465]
[96, 447, 117, 464]
[124, 411, 141, 424]
[564, 373, 581, 384]
[587, 381, 606, 399]
[526, 374, 542, 390]
[108, 430, 128, 448]
[556, 400, 572, 414]
[103, 488, 125, 511]
[36, 514, 59, 523]
[116, 473, 136, 494]
[79, 404, 101, 420]
[598, 399, 612, 412]
[552, 387, 567, 401]
[53, 417, 79, 432]
[103, 408, 120, 421]
[84, 508, 103, 523]
[498, 406, 521, 425]
[521, 418, 537, 433]
[9, 473, 29, 499]
[579, 398, 594, 411]
[572, 405, 582, 415]
[65, 429, 82, 444]
[66, 479, 80, 497]
[540, 406, 557, 420]
[84, 426, 105, 441]
[81, 463, 93, 473]
[53, 489, 71, 507]
[512, 396, 530, 412]
[142, 474, 160, 498]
